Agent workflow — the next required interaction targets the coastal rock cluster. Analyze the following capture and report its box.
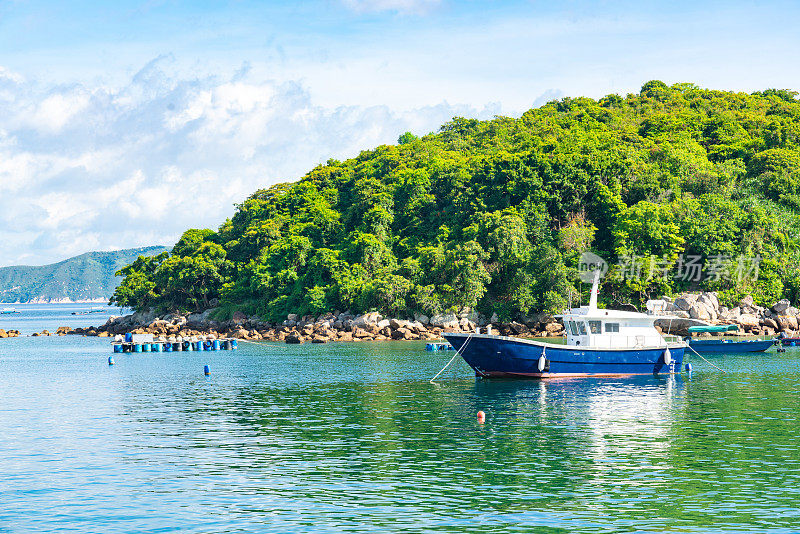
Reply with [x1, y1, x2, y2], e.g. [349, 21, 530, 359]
[70, 308, 566, 343]
[651, 293, 800, 336]
[0, 329, 20, 338]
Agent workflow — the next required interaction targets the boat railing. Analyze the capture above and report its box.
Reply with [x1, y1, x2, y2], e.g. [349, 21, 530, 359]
[591, 335, 673, 349]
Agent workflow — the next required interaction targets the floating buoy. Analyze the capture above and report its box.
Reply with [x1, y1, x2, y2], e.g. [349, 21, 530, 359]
[685, 363, 693, 373]
[204, 364, 210, 376]
[108, 356, 115, 365]
[477, 410, 485, 423]
[664, 347, 672, 366]
[537, 355, 547, 372]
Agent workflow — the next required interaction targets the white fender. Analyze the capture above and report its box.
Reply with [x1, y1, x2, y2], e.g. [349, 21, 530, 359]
[664, 347, 672, 366]
[538, 355, 547, 372]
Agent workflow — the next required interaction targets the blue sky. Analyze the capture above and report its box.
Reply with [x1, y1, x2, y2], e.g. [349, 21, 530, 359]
[1, 0, 799, 266]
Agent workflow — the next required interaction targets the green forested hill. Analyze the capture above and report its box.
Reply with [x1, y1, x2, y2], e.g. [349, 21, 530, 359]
[111, 81, 800, 320]
[0, 246, 169, 303]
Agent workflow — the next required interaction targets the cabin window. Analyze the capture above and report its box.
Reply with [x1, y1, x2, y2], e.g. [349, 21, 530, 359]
[568, 321, 579, 336]
[577, 322, 587, 335]
[605, 322, 620, 333]
[588, 321, 601, 334]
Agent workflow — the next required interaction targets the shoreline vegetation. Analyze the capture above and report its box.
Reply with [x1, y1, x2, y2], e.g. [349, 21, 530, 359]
[71, 82, 800, 334]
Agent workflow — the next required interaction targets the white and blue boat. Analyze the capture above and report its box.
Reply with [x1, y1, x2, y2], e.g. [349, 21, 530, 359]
[444, 272, 687, 378]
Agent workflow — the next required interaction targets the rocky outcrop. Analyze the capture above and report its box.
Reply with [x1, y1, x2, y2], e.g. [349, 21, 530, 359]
[651, 291, 800, 337]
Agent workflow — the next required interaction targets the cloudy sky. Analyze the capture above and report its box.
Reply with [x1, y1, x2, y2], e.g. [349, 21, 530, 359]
[1, 0, 799, 266]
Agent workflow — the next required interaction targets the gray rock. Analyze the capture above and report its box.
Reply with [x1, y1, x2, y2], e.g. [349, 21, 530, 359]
[390, 318, 411, 330]
[352, 312, 382, 328]
[376, 319, 391, 329]
[738, 313, 760, 327]
[786, 306, 800, 317]
[773, 299, 791, 313]
[413, 313, 430, 325]
[287, 313, 299, 321]
[739, 295, 754, 308]
[490, 312, 499, 324]
[430, 313, 459, 329]
[689, 302, 712, 321]
[674, 294, 698, 311]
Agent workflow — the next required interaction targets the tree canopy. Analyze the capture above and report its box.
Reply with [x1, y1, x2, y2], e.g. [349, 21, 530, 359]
[111, 82, 800, 319]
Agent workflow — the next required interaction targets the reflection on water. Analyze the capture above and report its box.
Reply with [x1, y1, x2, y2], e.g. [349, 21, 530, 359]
[0, 334, 799, 533]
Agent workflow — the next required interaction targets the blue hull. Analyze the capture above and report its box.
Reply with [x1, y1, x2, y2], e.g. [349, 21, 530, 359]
[443, 334, 684, 378]
[688, 339, 773, 353]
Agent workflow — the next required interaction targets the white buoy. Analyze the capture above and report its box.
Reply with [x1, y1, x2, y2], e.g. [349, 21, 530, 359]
[664, 347, 672, 366]
[114, 334, 123, 343]
[538, 354, 547, 372]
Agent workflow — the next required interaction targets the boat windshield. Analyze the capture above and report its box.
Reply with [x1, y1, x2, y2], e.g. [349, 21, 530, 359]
[588, 320, 601, 334]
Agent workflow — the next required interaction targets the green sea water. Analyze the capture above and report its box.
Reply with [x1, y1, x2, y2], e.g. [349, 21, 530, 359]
[1, 321, 799, 532]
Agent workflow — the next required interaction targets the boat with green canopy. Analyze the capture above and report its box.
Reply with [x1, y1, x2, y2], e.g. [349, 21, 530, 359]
[686, 324, 774, 353]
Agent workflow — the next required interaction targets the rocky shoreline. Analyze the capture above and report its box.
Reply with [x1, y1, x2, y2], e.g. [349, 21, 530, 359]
[63, 308, 567, 343]
[5, 291, 800, 342]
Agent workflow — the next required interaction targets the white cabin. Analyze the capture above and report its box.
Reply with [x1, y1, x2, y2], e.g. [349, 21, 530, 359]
[557, 270, 676, 349]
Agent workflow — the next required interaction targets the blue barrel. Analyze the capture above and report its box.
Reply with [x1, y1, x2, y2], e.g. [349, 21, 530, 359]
[152, 343, 162, 352]
[134, 343, 142, 353]
[221, 339, 229, 350]
[203, 340, 212, 351]
[113, 344, 123, 353]
[164, 342, 172, 352]
[124, 333, 133, 343]
[195, 341, 202, 351]
[791, 342, 796, 347]
[212, 339, 220, 351]
[230, 339, 238, 350]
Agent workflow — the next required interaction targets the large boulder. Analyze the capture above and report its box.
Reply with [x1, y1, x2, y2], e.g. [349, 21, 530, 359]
[772, 299, 791, 314]
[413, 314, 430, 325]
[689, 302, 713, 321]
[777, 315, 799, 331]
[739, 295, 754, 308]
[352, 312, 382, 328]
[737, 314, 760, 328]
[786, 306, 800, 317]
[430, 313, 459, 329]
[674, 294, 698, 312]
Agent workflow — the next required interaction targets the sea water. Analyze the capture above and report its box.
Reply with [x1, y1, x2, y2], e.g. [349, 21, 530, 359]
[1, 306, 799, 532]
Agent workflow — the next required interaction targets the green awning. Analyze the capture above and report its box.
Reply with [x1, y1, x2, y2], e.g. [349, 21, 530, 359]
[687, 324, 740, 333]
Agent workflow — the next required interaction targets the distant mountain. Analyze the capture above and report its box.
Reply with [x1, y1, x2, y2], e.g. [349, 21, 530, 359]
[0, 246, 170, 303]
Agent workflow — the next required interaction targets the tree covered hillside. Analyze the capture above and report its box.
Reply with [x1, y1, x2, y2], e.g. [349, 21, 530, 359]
[111, 81, 800, 321]
[1, 246, 169, 303]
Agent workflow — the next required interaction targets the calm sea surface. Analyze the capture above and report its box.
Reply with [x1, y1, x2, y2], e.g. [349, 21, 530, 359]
[1, 305, 800, 533]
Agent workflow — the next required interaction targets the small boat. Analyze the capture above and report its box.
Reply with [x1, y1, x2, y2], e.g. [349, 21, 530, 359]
[443, 271, 686, 378]
[779, 337, 800, 346]
[686, 325, 774, 353]
[1, 307, 19, 314]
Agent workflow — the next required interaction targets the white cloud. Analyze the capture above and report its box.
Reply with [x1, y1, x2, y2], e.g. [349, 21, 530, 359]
[341, 0, 441, 14]
[0, 57, 495, 266]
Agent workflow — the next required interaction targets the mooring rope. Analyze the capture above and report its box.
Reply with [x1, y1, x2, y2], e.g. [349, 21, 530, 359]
[430, 333, 475, 384]
[686, 343, 727, 373]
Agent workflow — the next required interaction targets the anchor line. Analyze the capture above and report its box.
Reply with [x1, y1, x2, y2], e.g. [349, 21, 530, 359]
[686, 344, 727, 373]
[430, 333, 475, 384]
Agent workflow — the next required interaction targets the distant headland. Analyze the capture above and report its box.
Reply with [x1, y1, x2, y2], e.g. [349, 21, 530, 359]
[0, 246, 170, 304]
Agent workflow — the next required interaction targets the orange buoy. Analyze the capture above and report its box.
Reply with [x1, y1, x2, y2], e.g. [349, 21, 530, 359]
[477, 410, 486, 423]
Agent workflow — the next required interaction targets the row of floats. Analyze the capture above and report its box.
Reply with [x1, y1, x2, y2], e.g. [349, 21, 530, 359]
[112, 333, 237, 353]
